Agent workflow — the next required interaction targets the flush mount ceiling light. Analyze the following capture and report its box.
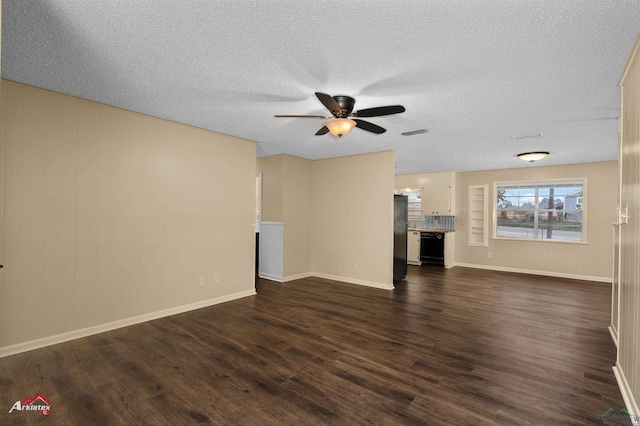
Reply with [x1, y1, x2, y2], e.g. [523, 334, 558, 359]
[517, 151, 549, 162]
[325, 118, 356, 137]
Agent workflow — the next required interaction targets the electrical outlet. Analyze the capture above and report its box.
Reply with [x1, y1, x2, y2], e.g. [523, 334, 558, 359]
[199, 276, 205, 287]
[214, 273, 220, 284]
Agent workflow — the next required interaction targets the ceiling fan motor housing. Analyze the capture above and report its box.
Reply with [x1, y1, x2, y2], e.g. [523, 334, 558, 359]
[333, 95, 356, 117]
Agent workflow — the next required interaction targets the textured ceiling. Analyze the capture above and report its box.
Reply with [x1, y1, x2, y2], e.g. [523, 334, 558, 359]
[2, 1, 639, 173]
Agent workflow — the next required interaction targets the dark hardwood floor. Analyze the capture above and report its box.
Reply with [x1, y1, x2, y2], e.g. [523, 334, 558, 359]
[0, 266, 624, 425]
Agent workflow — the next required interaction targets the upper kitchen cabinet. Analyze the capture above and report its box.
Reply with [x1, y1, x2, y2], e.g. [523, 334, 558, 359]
[395, 171, 456, 216]
[422, 182, 453, 215]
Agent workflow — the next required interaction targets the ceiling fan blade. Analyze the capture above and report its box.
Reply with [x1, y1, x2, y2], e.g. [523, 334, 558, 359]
[315, 92, 343, 116]
[354, 105, 405, 118]
[274, 114, 327, 118]
[354, 119, 386, 134]
[315, 126, 329, 135]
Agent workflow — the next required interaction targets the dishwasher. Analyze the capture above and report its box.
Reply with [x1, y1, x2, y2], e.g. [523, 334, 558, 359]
[420, 232, 445, 267]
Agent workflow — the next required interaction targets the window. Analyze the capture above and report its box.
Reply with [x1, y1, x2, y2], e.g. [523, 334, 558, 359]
[495, 180, 584, 242]
[395, 188, 423, 220]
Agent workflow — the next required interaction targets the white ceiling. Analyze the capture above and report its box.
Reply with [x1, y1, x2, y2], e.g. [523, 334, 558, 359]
[2, 1, 639, 174]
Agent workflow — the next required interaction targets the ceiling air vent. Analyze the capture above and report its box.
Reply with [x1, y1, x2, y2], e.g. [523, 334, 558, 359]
[401, 129, 430, 136]
[511, 132, 543, 140]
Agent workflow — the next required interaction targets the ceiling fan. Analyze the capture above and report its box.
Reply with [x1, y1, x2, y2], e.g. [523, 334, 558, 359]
[275, 92, 406, 137]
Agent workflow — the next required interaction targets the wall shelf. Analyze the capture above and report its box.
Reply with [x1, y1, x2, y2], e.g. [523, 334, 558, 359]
[468, 185, 488, 247]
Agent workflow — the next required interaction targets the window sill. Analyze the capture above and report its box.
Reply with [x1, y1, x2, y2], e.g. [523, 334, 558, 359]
[492, 236, 587, 245]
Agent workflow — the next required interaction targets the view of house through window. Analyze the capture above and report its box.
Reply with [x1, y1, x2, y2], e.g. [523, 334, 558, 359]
[395, 189, 423, 220]
[495, 180, 584, 242]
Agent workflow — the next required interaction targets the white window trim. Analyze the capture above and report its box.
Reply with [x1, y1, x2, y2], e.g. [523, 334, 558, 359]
[492, 177, 587, 244]
[395, 187, 423, 220]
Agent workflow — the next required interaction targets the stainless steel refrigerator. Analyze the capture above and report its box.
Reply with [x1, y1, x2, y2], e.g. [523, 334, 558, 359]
[393, 194, 408, 282]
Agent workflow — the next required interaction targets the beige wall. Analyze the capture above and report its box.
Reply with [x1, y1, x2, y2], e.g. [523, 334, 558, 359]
[257, 155, 284, 222]
[282, 155, 312, 278]
[311, 151, 395, 288]
[0, 80, 257, 353]
[454, 162, 617, 281]
[0, 0, 4, 355]
[257, 154, 312, 278]
[617, 34, 640, 415]
[258, 151, 395, 288]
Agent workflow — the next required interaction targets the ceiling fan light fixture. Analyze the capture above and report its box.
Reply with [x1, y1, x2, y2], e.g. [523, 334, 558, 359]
[517, 151, 549, 162]
[325, 118, 356, 137]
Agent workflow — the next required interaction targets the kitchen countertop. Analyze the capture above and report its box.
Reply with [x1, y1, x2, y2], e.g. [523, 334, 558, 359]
[408, 228, 455, 233]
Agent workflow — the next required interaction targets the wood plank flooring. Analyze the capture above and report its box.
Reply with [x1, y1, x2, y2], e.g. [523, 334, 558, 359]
[0, 266, 625, 425]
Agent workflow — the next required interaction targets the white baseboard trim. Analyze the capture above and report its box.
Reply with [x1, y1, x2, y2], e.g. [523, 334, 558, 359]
[0, 289, 256, 359]
[258, 272, 283, 282]
[311, 272, 394, 290]
[613, 363, 640, 423]
[609, 325, 619, 348]
[282, 272, 314, 282]
[258, 270, 394, 290]
[453, 262, 611, 283]
[258, 272, 314, 283]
